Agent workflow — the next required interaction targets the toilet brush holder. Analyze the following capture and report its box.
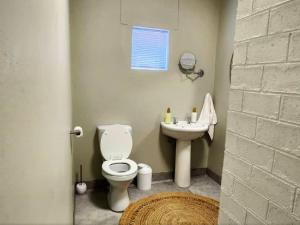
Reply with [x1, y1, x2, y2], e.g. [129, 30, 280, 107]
[76, 182, 87, 194]
[76, 164, 87, 195]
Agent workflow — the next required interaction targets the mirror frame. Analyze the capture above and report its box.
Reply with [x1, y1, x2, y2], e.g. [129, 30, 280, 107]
[178, 52, 205, 81]
[178, 52, 196, 75]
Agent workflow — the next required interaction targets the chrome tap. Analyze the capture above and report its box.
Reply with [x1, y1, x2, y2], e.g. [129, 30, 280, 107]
[187, 117, 191, 124]
[173, 117, 177, 124]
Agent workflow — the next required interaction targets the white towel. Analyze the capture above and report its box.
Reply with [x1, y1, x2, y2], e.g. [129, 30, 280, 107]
[198, 93, 217, 140]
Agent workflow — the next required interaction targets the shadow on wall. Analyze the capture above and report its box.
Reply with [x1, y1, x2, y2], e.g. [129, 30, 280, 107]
[159, 127, 176, 171]
[92, 131, 103, 179]
[90, 126, 173, 178]
[192, 133, 211, 168]
[131, 124, 176, 173]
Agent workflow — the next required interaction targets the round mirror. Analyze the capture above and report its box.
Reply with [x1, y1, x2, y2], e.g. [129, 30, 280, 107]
[179, 52, 196, 74]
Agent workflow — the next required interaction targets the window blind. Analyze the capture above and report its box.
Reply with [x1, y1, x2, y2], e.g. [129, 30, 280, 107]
[131, 26, 169, 71]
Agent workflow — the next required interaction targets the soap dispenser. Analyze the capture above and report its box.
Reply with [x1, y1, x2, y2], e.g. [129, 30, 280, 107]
[164, 107, 172, 124]
[191, 107, 197, 123]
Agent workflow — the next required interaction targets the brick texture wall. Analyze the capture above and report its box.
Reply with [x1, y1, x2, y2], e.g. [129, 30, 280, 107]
[219, 0, 300, 224]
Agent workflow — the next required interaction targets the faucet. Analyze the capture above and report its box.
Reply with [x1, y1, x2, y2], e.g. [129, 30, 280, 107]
[173, 117, 177, 124]
[187, 117, 191, 124]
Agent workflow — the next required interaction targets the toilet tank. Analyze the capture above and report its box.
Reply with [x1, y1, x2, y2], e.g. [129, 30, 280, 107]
[97, 124, 132, 138]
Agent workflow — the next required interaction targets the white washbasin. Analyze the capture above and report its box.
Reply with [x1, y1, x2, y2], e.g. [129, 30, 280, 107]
[160, 120, 209, 188]
[160, 121, 208, 140]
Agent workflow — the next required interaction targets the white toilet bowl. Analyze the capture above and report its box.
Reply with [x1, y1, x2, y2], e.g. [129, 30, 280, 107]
[102, 159, 137, 211]
[97, 125, 138, 212]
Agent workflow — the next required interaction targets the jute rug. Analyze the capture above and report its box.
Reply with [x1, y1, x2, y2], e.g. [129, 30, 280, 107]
[119, 192, 219, 225]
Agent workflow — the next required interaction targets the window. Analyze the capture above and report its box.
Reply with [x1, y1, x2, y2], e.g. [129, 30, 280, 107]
[131, 26, 169, 71]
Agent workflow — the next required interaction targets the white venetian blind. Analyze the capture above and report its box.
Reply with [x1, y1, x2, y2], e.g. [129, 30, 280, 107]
[131, 26, 169, 71]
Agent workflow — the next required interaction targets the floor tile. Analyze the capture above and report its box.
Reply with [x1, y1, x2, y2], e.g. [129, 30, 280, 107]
[75, 176, 220, 225]
[188, 175, 221, 200]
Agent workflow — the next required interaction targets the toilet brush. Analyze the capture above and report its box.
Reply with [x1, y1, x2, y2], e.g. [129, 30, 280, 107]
[76, 164, 87, 194]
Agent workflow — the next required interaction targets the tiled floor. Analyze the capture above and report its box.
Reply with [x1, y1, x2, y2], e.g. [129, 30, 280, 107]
[75, 175, 220, 225]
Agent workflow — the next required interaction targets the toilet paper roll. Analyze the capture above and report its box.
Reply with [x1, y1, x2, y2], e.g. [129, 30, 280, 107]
[73, 126, 83, 138]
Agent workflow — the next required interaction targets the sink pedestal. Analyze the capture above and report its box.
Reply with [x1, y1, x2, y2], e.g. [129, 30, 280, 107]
[175, 140, 191, 188]
[160, 121, 208, 188]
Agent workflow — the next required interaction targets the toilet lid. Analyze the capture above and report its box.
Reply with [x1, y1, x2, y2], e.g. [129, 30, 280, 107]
[100, 125, 132, 160]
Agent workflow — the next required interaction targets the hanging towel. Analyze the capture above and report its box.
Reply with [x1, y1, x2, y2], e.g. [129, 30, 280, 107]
[198, 93, 217, 140]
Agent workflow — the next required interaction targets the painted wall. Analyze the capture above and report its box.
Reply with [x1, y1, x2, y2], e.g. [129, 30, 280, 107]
[219, 0, 300, 224]
[0, 1, 73, 224]
[208, 0, 237, 177]
[71, 0, 221, 181]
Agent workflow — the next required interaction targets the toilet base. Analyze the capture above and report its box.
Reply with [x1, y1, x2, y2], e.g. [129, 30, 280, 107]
[103, 175, 136, 212]
[108, 186, 130, 212]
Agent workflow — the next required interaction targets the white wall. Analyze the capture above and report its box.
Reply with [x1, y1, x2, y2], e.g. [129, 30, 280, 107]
[0, 1, 73, 224]
[70, 0, 221, 181]
[208, 0, 237, 177]
[219, 0, 300, 224]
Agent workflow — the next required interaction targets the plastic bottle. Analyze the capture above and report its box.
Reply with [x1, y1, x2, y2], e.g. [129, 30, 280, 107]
[164, 107, 172, 124]
[191, 107, 197, 123]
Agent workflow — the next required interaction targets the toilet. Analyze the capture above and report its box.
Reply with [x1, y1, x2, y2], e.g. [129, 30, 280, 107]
[97, 124, 138, 212]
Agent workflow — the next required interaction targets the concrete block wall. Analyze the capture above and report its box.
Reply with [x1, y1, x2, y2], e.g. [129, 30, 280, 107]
[219, 0, 300, 224]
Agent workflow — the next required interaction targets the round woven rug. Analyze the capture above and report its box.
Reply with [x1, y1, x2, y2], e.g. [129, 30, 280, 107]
[119, 192, 219, 225]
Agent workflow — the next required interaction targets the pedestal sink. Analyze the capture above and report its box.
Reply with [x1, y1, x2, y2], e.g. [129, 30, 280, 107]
[161, 121, 208, 188]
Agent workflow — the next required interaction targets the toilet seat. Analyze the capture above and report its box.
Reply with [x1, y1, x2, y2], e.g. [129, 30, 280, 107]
[102, 159, 137, 176]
